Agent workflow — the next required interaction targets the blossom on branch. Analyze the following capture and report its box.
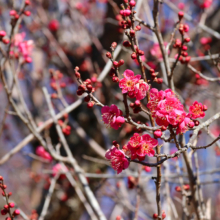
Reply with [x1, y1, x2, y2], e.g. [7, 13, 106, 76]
[105, 146, 129, 174]
[10, 32, 34, 63]
[101, 104, 125, 130]
[127, 133, 158, 160]
[119, 69, 149, 100]
[189, 101, 205, 119]
[147, 88, 204, 134]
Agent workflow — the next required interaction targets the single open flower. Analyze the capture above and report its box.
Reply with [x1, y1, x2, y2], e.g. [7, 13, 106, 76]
[105, 146, 129, 174]
[101, 104, 125, 130]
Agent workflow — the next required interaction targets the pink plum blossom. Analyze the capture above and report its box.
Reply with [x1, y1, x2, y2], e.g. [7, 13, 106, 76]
[101, 104, 125, 130]
[150, 43, 169, 60]
[189, 101, 205, 119]
[176, 117, 191, 135]
[155, 98, 185, 126]
[136, 134, 158, 157]
[19, 40, 34, 60]
[147, 88, 165, 117]
[105, 146, 129, 174]
[127, 133, 158, 158]
[119, 69, 141, 94]
[147, 88, 203, 134]
[148, 89, 185, 127]
[11, 32, 34, 62]
[122, 145, 137, 160]
[119, 69, 149, 100]
[135, 80, 149, 100]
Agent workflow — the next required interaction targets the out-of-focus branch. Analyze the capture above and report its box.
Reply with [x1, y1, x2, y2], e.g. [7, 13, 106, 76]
[43, 87, 107, 220]
[188, 64, 220, 82]
[163, 0, 220, 39]
[38, 174, 60, 220]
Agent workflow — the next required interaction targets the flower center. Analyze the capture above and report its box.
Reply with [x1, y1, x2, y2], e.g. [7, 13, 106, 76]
[126, 80, 133, 87]
[192, 105, 202, 115]
[142, 143, 150, 152]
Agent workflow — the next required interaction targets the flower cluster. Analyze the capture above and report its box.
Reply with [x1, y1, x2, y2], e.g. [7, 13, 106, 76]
[105, 146, 129, 174]
[10, 32, 34, 63]
[119, 69, 149, 100]
[147, 89, 206, 134]
[0, 176, 20, 218]
[123, 133, 158, 161]
[101, 104, 125, 130]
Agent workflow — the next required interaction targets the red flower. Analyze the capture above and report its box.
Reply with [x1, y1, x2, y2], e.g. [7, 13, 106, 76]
[127, 133, 158, 158]
[119, 69, 141, 94]
[101, 105, 125, 130]
[105, 146, 129, 174]
[189, 101, 205, 119]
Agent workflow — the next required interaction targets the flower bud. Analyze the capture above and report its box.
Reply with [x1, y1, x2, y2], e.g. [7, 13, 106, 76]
[24, 11, 31, 16]
[123, 40, 131, 47]
[13, 210, 20, 216]
[131, 52, 137, 59]
[184, 37, 190, 43]
[1, 209, 7, 215]
[135, 25, 141, 31]
[106, 52, 112, 59]
[124, 9, 131, 16]
[134, 100, 141, 107]
[118, 59, 124, 66]
[113, 61, 119, 67]
[178, 11, 184, 20]
[112, 76, 119, 82]
[194, 120, 200, 126]
[76, 89, 84, 96]
[87, 102, 94, 108]
[183, 24, 189, 32]
[75, 72, 81, 78]
[175, 186, 181, 192]
[185, 56, 191, 63]
[129, 0, 136, 7]
[162, 211, 166, 219]
[157, 78, 163, 84]
[138, 50, 144, 56]
[25, 0, 30, 5]
[154, 129, 162, 138]
[111, 42, 117, 48]
[183, 184, 190, 190]
[9, 10, 17, 16]
[130, 103, 135, 108]
[86, 84, 93, 92]
[182, 45, 187, 51]
[203, 105, 208, 111]
[130, 29, 135, 37]
[153, 213, 158, 219]
[161, 126, 167, 131]
[4, 205, 8, 210]
[0, 31, 6, 38]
